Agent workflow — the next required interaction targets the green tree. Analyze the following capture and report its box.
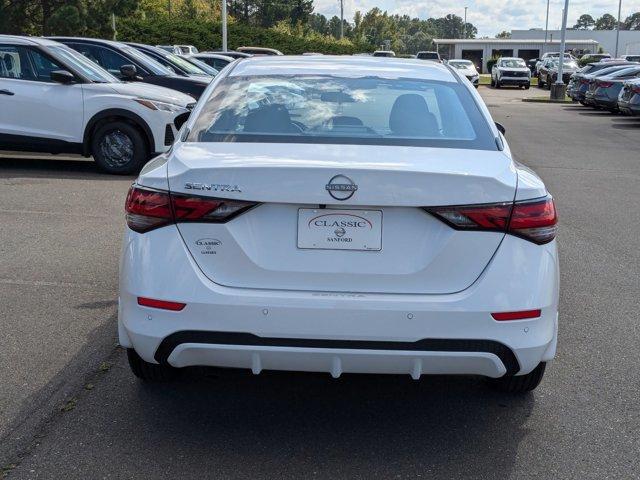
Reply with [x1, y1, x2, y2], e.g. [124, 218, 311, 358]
[595, 13, 617, 30]
[573, 14, 595, 29]
[496, 30, 510, 38]
[624, 12, 640, 30]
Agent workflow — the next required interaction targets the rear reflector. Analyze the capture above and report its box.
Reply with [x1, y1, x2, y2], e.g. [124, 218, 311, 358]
[425, 196, 557, 245]
[137, 297, 186, 311]
[492, 309, 542, 321]
[125, 185, 259, 233]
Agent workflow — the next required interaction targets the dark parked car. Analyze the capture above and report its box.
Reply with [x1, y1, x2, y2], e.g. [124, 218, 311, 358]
[51, 37, 210, 99]
[124, 43, 213, 78]
[178, 55, 219, 76]
[569, 62, 639, 104]
[537, 58, 579, 88]
[618, 78, 640, 115]
[584, 66, 640, 110]
[192, 53, 235, 71]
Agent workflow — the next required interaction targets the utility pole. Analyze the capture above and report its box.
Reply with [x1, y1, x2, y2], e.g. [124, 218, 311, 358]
[222, 0, 228, 51]
[340, 0, 344, 39]
[112, 13, 117, 41]
[544, 0, 550, 54]
[615, 0, 623, 57]
[464, 7, 467, 39]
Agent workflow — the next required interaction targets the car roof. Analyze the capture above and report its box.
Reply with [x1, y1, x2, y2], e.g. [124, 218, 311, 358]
[48, 36, 126, 48]
[194, 53, 234, 61]
[229, 55, 458, 82]
[0, 35, 63, 47]
[498, 57, 524, 61]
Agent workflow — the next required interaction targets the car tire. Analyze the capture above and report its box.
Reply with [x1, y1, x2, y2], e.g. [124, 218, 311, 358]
[495, 79, 501, 88]
[127, 348, 178, 382]
[487, 362, 546, 393]
[91, 121, 149, 175]
[524, 84, 530, 90]
[490, 77, 495, 87]
[537, 76, 543, 88]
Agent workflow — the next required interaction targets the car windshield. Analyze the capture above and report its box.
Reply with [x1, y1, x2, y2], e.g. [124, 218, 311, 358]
[47, 45, 118, 83]
[121, 46, 172, 75]
[500, 59, 526, 68]
[449, 61, 473, 69]
[418, 52, 439, 59]
[189, 75, 496, 150]
[182, 56, 218, 75]
[164, 52, 208, 75]
[551, 61, 578, 68]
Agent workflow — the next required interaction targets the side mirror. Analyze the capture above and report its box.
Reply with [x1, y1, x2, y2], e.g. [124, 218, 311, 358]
[50, 70, 76, 84]
[495, 122, 506, 135]
[120, 64, 138, 80]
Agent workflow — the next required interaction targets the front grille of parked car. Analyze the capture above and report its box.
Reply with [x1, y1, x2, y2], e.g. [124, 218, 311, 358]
[164, 124, 175, 146]
[505, 71, 528, 77]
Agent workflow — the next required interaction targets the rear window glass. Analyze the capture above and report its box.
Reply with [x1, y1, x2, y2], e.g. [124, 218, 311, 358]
[418, 52, 439, 60]
[188, 75, 496, 150]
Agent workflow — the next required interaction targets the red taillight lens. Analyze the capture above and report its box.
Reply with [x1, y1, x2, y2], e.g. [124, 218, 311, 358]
[424, 203, 512, 232]
[171, 193, 256, 223]
[425, 196, 557, 245]
[632, 85, 640, 94]
[580, 79, 589, 84]
[125, 187, 172, 233]
[597, 81, 613, 88]
[125, 185, 258, 233]
[509, 197, 558, 244]
[137, 297, 186, 311]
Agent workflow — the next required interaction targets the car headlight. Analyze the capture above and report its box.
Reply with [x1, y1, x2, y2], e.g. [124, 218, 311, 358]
[134, 98, 186, 112]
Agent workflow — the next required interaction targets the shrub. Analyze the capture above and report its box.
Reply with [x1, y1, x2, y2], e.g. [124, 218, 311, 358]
[115, 17, 371, 54]
[486, 56, 500, 72]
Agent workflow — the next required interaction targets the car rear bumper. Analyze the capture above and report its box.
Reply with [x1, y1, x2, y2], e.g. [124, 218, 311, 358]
[119, 226, 559, 379]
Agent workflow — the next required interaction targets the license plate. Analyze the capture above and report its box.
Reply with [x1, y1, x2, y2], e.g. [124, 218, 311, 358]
[297, 208, 382, 251]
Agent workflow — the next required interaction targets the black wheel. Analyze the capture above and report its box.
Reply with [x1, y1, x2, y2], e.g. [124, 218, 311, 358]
[91, 121, 148, 174]
[495, 79, 501, 89]
[487, 362, 546, 393]
[524, 84, 530, 90]
[579, 100, 587, 106]
[537, 76, 543, 88]
[127, 348, 178, 382]
[490, 77, 495, 87]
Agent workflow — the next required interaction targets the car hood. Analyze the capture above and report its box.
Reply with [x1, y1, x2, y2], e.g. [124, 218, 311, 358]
[457, 67, 478, 76]
[108, 82, 195, 107]
[498, 67, 529, 73]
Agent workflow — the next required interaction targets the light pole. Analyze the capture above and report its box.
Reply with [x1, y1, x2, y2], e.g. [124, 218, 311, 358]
[464, 7, 468, 39]
[221, 0, 227, 51]
[544, 0, 550, 54]
[340, 0, 344, 39]
[551, 0, 570, 99]
[615, 0, 623, 57]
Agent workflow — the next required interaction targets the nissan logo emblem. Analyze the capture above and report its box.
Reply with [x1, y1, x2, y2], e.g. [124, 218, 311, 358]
[325, 175, 358, 201]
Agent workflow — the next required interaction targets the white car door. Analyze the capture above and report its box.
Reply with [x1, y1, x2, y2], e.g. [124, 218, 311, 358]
[0, 44, 83, 146]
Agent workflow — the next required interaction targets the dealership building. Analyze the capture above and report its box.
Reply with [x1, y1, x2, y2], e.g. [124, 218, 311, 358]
[511, 29, 640, 57]
[434, 38, 599, 73]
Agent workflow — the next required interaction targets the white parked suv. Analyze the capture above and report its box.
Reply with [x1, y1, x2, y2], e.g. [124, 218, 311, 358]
[0, 36, 195, 174]
[120, 56, 559, 393]
[491, 57, 531, 89]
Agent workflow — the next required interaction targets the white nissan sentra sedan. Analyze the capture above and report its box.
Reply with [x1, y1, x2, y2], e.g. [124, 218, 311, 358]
[119, 56, 558, 393]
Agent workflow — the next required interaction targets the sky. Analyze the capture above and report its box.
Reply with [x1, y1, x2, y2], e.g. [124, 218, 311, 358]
[313, 0, 640, 37]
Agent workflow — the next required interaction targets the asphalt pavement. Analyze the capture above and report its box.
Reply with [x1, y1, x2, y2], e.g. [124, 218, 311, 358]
[1, 87, 639, 479]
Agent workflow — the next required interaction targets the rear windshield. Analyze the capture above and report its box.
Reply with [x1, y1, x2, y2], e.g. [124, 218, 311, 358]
[188, 75, 496, 150]
[417, 52, 439, 60]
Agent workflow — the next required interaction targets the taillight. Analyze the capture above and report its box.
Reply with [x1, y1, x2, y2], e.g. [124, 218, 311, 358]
[125, 187, 172, 233]
[597, 81, 613, 88]
[580, 79, 589, 84]
[425, 196, 557, 245]
[125, 185, 258, 233]
[632, 85, 640, 94]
